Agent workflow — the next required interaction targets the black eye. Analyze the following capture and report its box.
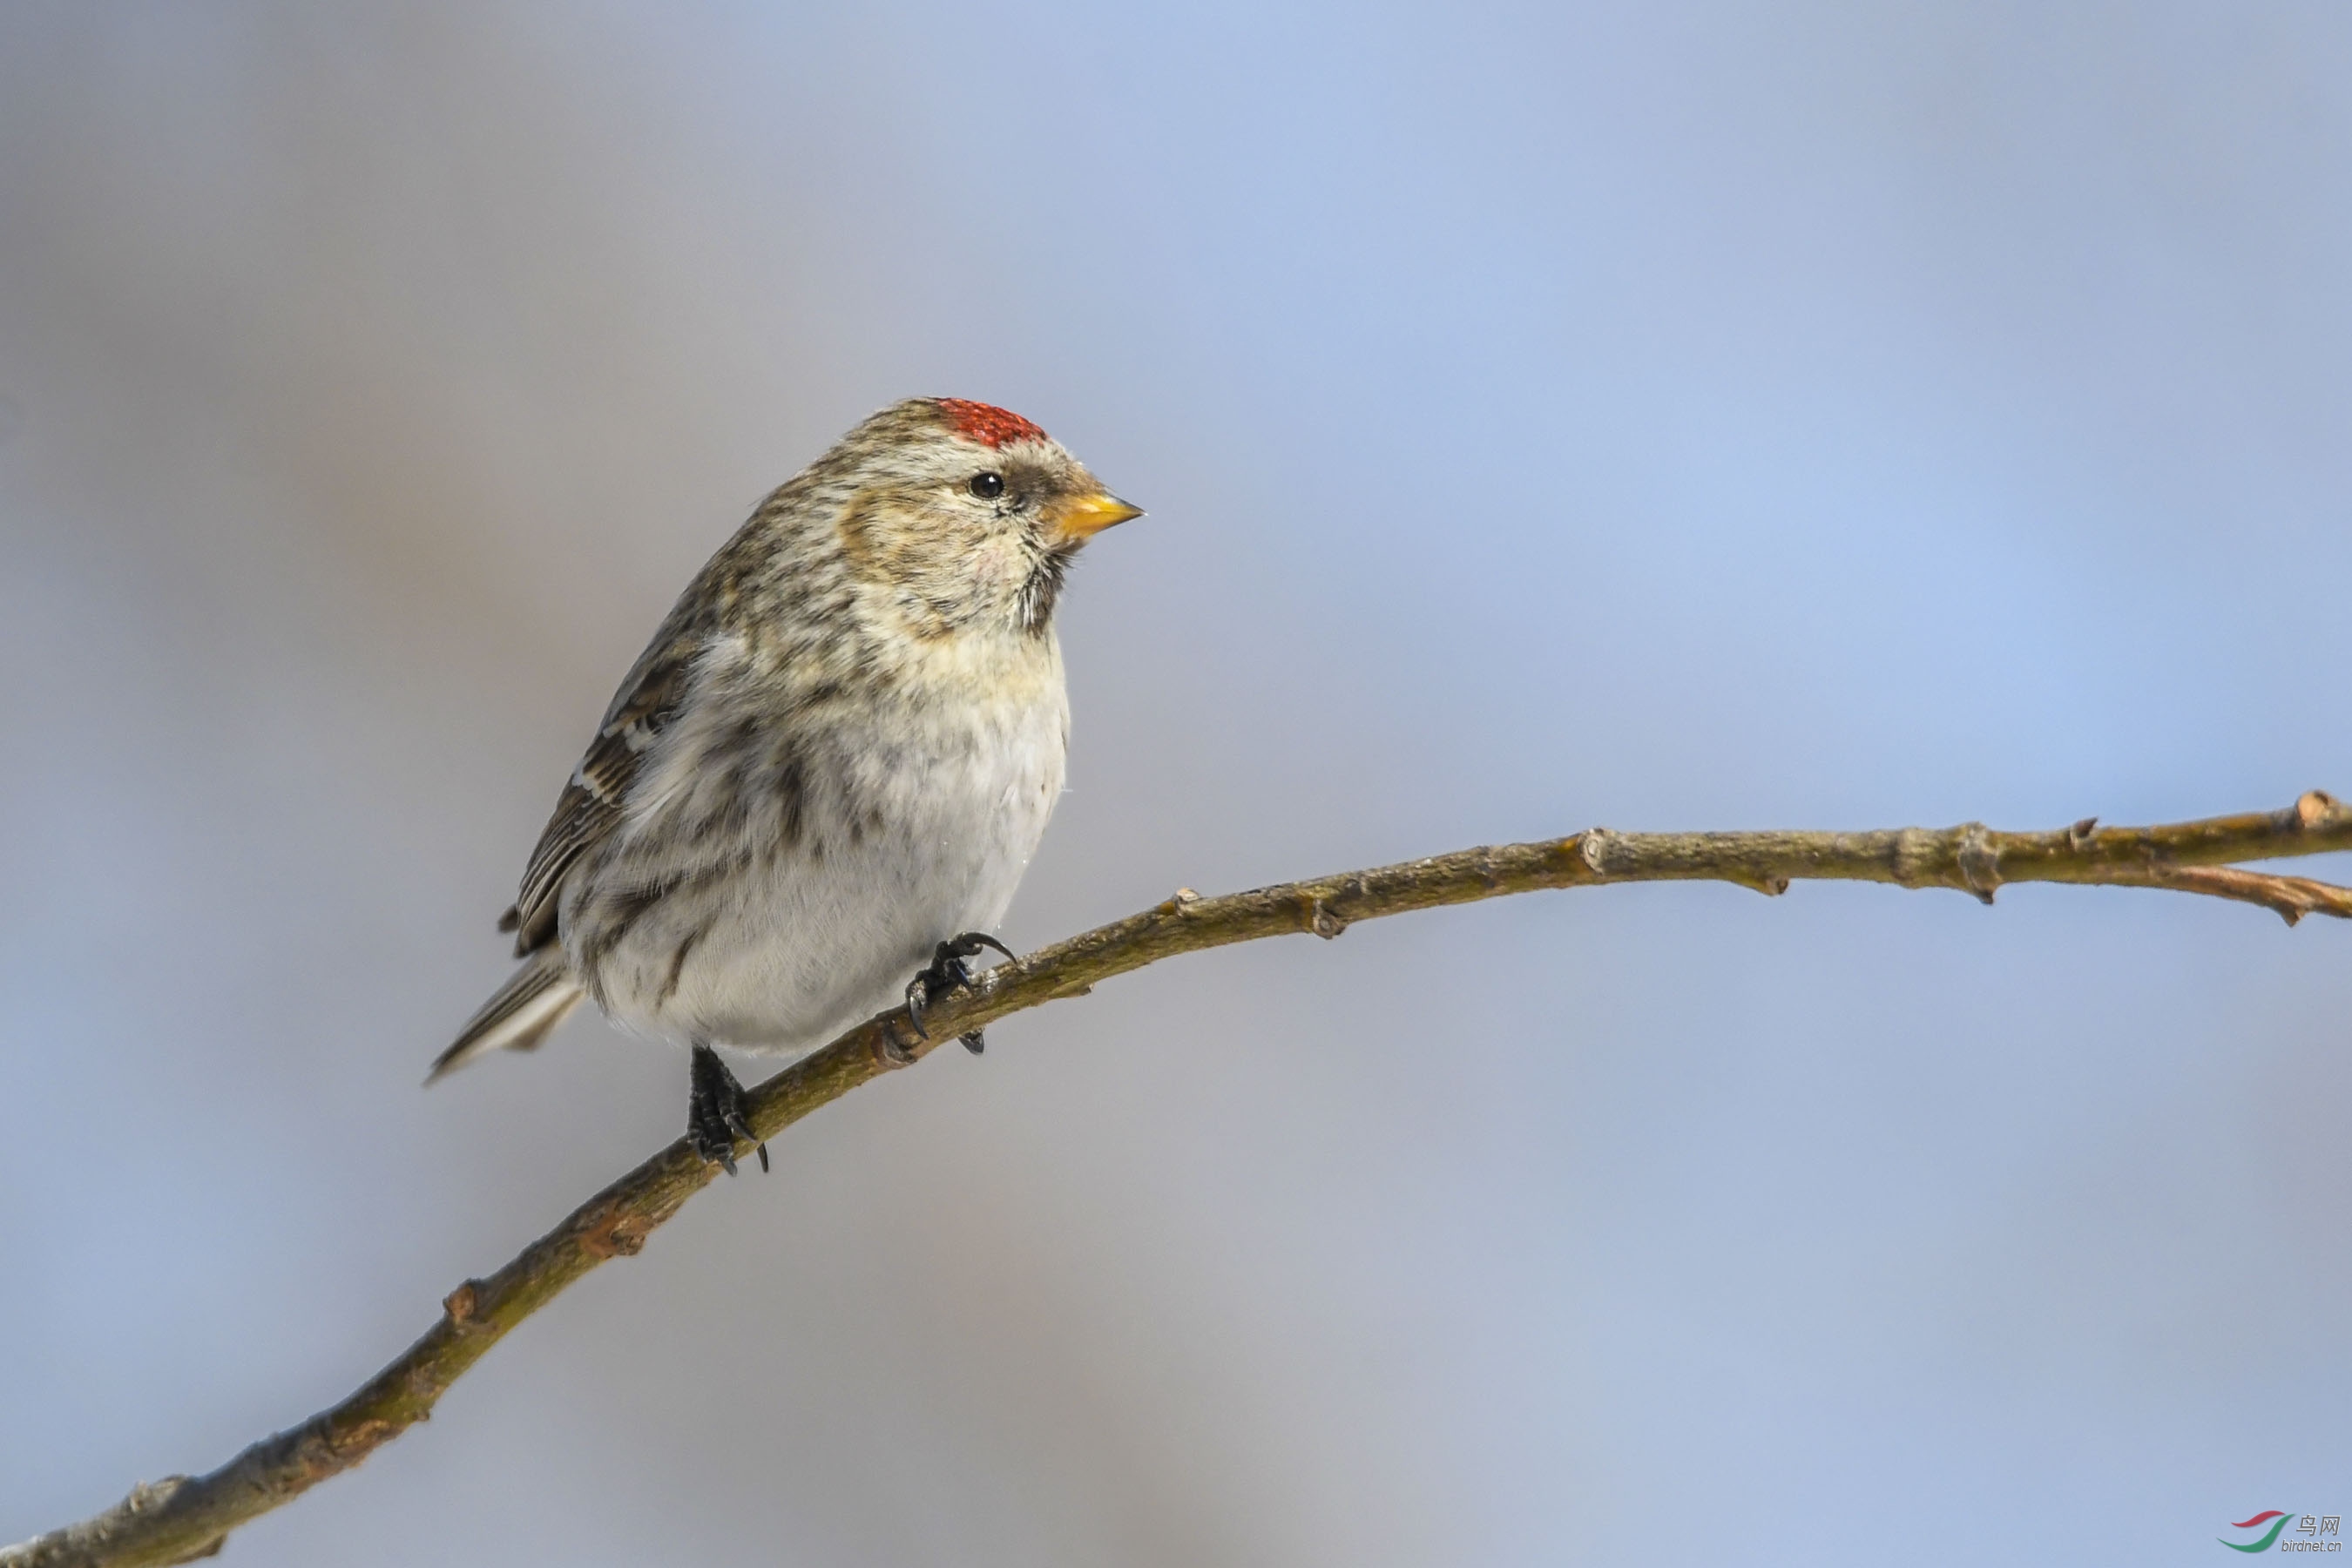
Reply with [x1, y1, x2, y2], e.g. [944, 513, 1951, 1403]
[968, 472, 1004, 500]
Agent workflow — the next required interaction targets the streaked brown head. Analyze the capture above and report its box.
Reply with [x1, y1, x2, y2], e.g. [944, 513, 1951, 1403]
[829, 397, 1141, 638]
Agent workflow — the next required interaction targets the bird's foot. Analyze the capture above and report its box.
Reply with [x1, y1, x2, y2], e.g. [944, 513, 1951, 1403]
[903, 932, 1014, 1042]
[689, 1043, 767, 1176]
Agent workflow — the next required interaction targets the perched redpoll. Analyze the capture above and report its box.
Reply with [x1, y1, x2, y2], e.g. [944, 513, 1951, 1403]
[429, 398, 1141, 1172]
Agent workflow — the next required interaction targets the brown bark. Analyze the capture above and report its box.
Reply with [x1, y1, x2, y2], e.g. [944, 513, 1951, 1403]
[9, 791, 2349, 1568]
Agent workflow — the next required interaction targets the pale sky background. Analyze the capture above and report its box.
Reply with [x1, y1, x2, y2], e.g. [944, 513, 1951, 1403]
[3, 3, 2349, 1564]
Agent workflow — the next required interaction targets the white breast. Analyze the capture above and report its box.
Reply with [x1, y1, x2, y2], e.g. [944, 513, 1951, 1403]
[569, 646, 1069, 1057]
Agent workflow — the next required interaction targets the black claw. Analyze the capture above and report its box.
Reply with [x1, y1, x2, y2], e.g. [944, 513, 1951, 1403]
[903, 932, 1016, 1042]
[959, 932, 1017, 963]
[960, 1030, 986, 1055]
[688, 1043, 766, 1175]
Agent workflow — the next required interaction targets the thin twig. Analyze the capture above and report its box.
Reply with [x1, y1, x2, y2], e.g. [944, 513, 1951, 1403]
[9, 791, 2350, 1568]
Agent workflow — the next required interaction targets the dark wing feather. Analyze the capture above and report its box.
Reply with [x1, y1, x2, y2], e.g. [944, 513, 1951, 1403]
[503, 610, 711, 956]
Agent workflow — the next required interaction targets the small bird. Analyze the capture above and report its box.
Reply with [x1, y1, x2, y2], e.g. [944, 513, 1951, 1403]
[429, 397, 1140, 1173]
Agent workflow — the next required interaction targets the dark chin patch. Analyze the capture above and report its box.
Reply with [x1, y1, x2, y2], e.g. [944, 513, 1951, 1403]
[1019, 551, 1069, 634]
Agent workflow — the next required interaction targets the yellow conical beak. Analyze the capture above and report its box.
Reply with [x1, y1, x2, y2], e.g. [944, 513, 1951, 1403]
[1045, 490, 1144, 545]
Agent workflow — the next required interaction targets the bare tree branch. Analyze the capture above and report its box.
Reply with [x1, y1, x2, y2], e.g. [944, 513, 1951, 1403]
[10, 791, 2350, 1568]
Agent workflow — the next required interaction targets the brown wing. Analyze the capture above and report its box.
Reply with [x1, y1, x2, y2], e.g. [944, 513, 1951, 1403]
[502, 609, 710, 956]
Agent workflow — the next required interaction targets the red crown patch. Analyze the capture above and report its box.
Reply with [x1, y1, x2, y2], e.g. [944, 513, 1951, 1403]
[937, 399, 1048, 448]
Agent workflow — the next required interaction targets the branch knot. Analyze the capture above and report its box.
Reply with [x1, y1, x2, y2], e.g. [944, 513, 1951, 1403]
[442, 1281, 486, 1331]
[1578, 828, 1622, 875]
[1956, 823, 2001, 905]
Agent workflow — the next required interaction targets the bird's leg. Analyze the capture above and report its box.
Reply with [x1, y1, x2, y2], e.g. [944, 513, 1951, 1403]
[903, 932, 1015, 1048]
[688, 1042, 767, 1175]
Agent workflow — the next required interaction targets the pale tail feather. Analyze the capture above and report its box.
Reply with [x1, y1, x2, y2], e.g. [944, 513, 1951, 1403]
[427, 950, 585, 1084]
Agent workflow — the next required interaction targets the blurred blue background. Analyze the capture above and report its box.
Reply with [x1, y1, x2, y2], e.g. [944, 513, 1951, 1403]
[3, 3, 2349, 1563]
